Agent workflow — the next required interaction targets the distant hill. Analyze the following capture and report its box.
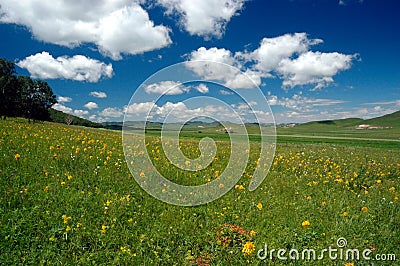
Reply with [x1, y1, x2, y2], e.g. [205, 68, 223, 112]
[364, 110, 400, 127]
[49, 109, 103, 128]
[295, 110, 400, 130]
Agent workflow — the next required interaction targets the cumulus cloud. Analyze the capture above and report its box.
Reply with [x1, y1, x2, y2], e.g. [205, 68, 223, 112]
[89, 91, 107, 98]
[186, 47, 260, 89]
[57, 96, 72, 103]
[144, 81, 209, 95]
[52, 103, 72, 114]
[157, 0, 248, 38]
[124, 102, 157, 114]
[145, 81, 189, 95]
[0, 0, 172, 60]
[186, 33, 357, 90]
[248, 33, 322, 73]
[278, 51, 356, 89]
[194, 83, 209, 94]
[73, 109, 89, 118]
[17, 52, 113, 82]
[84, 102, 99, 110]
[99, 107, 123, 118]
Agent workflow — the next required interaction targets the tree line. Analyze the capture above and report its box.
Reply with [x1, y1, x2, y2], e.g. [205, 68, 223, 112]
[0, 58, 57, 121]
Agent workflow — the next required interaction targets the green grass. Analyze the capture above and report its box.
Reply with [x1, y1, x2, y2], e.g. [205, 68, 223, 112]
[1, 118, 399, 265]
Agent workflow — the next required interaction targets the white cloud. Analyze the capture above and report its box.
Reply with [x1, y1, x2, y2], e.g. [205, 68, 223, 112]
[186, 33, 356, 90]
[0, 1, 172, 60]
[186, 47, 260, 89]
[157, 0, 248, 38]
[17, 52, 113, 82]
[52, 103, 73, 114]
[99, 107, 123, 118]
[84, 102, 99, 110]
[268, 94, 346, 111]
[145, 81, 189, 95]
[249, 33, 322, 73]
[194, 83, 209, 94]
[278, 51, 356, 89]
[73, 109, 89, 118]
[124, 102, 157, 114]
[220, 90, 234, 95]
[57, 96, 72, 103]
[89, 91, 107, 98]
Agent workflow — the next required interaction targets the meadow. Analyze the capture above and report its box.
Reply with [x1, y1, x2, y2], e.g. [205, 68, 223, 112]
[0, 118, 399, 265]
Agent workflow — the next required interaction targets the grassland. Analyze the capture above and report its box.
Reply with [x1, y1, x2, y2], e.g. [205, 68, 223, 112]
[1, 118, 399, 265]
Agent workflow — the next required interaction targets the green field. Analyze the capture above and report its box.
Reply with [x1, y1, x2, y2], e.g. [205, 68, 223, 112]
[1, 118, 399, 265]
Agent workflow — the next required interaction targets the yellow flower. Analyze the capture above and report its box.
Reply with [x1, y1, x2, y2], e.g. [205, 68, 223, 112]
[235, 184, 245, 190]
[249, 230, 256, 237]
[365, 190, 369, 195]
[257, 203, 263, 210]
[44, 186, 49, 191]
[67, 175, 73, 180]
[302, 220, 310, 227]
[389, 187, 395, 193]
[242, 242, 255, 256]
[61, 181, 66, 186]
[140, 171, 145, 178]
[343, 212, 348, 217]
[101, 225, 107, 233]
[345, 263, 354, 266]
[321, 201, 327, 206]
[66, 226, 71, 232]
[307, 195, 312, 200]
[376, 180, 382, 184]
[49, 236, 55, 241]
[394, 196, 398, 202]
[185, 160, 191, 166]
[14, 154, 21, 160]
[361, 206, 368, 213]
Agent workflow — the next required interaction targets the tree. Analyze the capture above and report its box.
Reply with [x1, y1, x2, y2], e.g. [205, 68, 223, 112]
[17, 76, 57, 122]
[0, 58, 17, 119]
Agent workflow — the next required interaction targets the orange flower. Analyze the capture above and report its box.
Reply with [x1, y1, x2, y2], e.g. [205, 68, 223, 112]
[14, 154, 21, 160]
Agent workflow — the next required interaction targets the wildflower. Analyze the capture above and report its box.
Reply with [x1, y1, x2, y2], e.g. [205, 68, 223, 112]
[361, 206, 368, 213]
[242, 242, 255, 256]
[345, 263, 354, 266]
[306, 195, 312, 200]
[66, 226, 71, 232]
[389, 187, 395, 193]
[302, 220, 310, 227]
[235, 184, 245, 190]
[62, 214, 72, 224]
[44, 186, 49, 191]
[14, 154, 21, 160]
[67, 175, 73, 180]
[140, 171, 145, 178]
[49, 236, 55, 241]
[343, 212, 348, 217]
[365, 190, 369, 195]
[257, 203, 263, 210]
[394, 196, 398, 202]
[61, 181, 66, 186]
[376, 180, 382, 184]
[185, 160, 191, 166]
[101, 225, 107, 233]
[249, 230, 256, 237]
[321, 201, 327, 206]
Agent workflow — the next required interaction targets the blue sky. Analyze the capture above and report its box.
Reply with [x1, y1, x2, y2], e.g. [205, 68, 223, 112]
[0, 0, 399, 123]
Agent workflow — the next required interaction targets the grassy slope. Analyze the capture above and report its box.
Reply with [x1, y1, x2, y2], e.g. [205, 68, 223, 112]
[0, 118, 399, 265]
